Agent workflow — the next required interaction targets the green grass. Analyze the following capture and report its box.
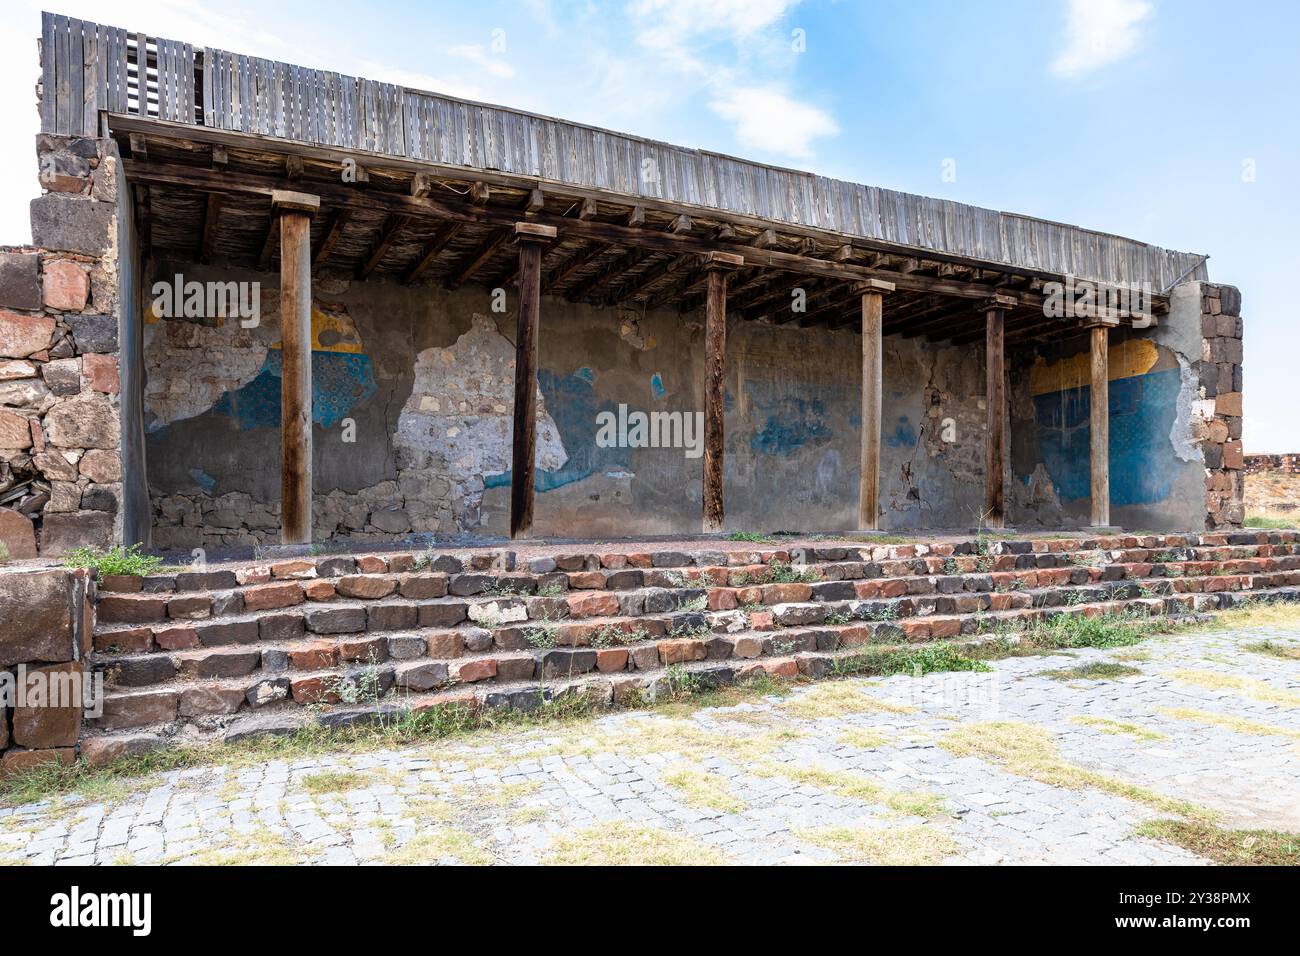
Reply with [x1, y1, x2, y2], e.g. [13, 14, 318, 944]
[1137, 819, 1300, 865]
[726, 531, 773, 543]
[1243, 640, 1300, 661]
[1038, 661, 1143, 681]
[971, 611, 1177, 659]
[62, 544, 166, 577]
[1244, 514, 1295, 530]
[830, 643, 991, 678]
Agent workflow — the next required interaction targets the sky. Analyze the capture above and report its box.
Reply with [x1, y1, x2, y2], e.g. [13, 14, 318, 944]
[0, 0, 1295, 451]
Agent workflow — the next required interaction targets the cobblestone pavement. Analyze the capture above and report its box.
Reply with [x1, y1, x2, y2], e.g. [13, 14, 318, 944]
[3, 621, 1298, 865]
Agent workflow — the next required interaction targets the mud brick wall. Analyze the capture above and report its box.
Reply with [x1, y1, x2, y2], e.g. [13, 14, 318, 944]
[1195, 283, 1244, 529]
[0, 566, 93, 775]
[0, 134, 128, 557]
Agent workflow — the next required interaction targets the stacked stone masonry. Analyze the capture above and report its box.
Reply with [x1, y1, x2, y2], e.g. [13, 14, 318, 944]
[0, 133, 125, 558]
[1197, 283, 1245, 530]
[0, 566, 93, 774]
[70, 530, 1300, 767]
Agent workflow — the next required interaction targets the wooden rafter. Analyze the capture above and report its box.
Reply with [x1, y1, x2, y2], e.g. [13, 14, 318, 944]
[446, 229, 510, 290]
[357, 214, 410, 279]
[403, 221, 463, 284]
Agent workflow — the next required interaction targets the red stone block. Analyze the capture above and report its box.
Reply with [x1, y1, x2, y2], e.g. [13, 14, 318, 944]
[288, 640, 338, 670]
[596, 648, 629, 672]
[243, 582, 305, 610]
[153, 624, 199, 651]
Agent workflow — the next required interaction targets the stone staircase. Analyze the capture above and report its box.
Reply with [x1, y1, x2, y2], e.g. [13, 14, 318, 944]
[82, 531, 1300, 760]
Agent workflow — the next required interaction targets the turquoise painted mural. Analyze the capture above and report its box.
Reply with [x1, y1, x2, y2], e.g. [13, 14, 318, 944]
[1030, 366, 1181, 506]
[207, 349, 377, 430]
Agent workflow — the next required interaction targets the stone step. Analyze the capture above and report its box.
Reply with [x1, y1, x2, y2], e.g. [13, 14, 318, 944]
[91, 546, 1300, 634]
[90, 557, 1300, 656]
[93, 532, 1300, 598]
[86, 584, 1300, 737]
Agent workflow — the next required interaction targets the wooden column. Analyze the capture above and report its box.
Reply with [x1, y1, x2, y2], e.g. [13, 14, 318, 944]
[983, 301, 1010, 529]
[856, 279, 895, 531]
[702, 251, 743, 533]
[509, 222, 557, 539]
[273, 191, 320, 545]
[1089, 323, 1111, 528]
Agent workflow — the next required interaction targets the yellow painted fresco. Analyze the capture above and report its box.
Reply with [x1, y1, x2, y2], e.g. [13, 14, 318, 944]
[146, 299, 363, 355]
[1028, 337, 1157, 396]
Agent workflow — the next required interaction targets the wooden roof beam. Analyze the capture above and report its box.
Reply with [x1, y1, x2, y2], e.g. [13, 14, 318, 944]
[357, 214, 410, 279]
[402, 221, 464, 284]
[198, 193, 220, 264]
[566, 247, 645, 303]
[123, 161, 1122, 312]
[446, 228, 511, 290]
[312, 209, 350, 273]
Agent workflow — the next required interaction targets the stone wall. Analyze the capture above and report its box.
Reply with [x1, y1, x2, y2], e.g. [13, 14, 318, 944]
[0, 566, 93, 774]
[143, 261, 991, 548]
[1245, 454, 1300, 476]
[0, 134, 127, 557]
[1194, 283, 1245, 529]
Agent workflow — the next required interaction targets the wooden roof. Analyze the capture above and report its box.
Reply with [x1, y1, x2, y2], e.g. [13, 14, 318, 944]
[42, 10, 1191, 344]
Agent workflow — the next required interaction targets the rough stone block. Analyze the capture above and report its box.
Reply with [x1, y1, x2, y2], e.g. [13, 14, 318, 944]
[30, 194, 115, 256]
[0, 253, 41, 311]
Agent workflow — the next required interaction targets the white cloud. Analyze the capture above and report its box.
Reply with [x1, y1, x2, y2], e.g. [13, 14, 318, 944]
[630, 0, 798, 52]
[709, 86, 838, 160]
[1051, 0, 1154, 78]
[446, 44, 515, 80]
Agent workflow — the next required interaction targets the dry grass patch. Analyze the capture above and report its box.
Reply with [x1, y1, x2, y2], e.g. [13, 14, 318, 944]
[752, 761, 945, 817]
[659, 765, 745, 813]
[1158, 706, 1300, 740]
[1168, 669, 1300, 707]
[386, 827, 492, 865]
[940, 721, 1213, 821]
[542, 822, 728, 865]
[1138, 818, 1300, 866]
[796, 823, 960, 865]
[1038, 662, 1142, 681]
[837, 728, 891, 749]
[779, 681, 914, 720]
[1212, 601, 1300, 629]
[1243, 640, 1300, 661]
[298, 770, 366, 795]
[166, 826, 302, 866]
[1068, 716, 1165, 741]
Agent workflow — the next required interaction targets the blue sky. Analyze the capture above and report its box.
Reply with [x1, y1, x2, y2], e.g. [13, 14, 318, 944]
[1, 0, 1295, 450]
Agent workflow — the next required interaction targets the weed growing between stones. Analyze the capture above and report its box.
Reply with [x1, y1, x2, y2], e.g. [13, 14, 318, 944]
[298, 770, 367, 795]
[1242, 639, 1300, 660]
[1157, 707, 1300, 740]
[1067, 716, 1165, 741]
[794, 823, 960, 865]
[1136, 818, 1300, 866]
[829, 643, 991, 679]
[659, 764, 745, 813]
[62, 543, 166, 576]
[1037, 662, 1143, 681]
[1168, 669, 1300, 707]
[939, 721, 1214, 821]
[542, 821, 728, 865]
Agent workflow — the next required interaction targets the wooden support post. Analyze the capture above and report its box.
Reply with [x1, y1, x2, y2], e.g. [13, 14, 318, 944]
[855, 279, 894, 531]
[1089, 323, 1111, 528]
[984, 303, 1008, 529]
[510, 222, 557, 539]
[273, 190, 320, 545]
[702, 252, 743, 533]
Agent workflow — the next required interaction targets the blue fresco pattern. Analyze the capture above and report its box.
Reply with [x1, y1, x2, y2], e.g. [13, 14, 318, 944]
[208, 349, 378, 430]
[1029, 368, 1181, 505]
